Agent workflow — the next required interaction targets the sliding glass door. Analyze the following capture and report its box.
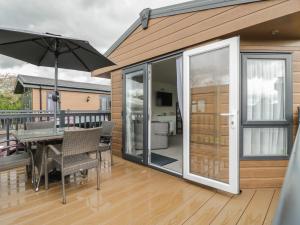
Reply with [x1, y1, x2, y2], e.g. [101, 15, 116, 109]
[183, 37, 240, 194]
[123, 65, 148, 164]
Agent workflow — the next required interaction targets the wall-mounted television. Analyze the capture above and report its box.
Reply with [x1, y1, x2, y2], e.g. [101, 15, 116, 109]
[156, 91, 172, 106]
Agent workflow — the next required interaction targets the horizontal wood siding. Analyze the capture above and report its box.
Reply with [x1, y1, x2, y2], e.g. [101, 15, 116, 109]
[239, 39, 300, 188]
[93, 0, 300, 76]
[106, 0, 300, 189]
[110, 39, 299, 188]
[111, 70, 123, 157]
[32, 89, 107, 111]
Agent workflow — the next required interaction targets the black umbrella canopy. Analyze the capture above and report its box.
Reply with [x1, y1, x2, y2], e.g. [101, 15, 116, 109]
[0, 27, 114, 71]
[0, 27, 114, 131]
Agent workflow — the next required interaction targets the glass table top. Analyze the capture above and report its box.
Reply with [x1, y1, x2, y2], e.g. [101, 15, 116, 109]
[12, 127, 81, 142]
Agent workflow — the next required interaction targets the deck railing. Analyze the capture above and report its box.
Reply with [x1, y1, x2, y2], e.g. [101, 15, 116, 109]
[272, 108, 300, 225]
[0, 110, 111, 144]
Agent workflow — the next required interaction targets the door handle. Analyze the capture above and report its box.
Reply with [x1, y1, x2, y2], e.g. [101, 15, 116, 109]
[219, 113, 235, 117]
[220, 112, 236, 128]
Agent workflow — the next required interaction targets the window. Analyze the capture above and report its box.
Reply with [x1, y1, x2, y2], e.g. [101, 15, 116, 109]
[241, 53, 292, 159]
[100, 95, 111, 111]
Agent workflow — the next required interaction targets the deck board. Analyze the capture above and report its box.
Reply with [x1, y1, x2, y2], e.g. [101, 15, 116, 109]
[210, 189, 256, 225]
[183, 193, 232, 225]
[263, 189, 281, 225]
[0, 154, 280, 225]
[237, 189, 275, 225]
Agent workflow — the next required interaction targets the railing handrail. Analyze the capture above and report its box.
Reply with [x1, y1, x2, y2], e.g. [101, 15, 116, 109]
[272, 119, 300, 224]
[0, 110, 111, 147]
[0, 109, 108, 114]
[0, 110, 110, 118]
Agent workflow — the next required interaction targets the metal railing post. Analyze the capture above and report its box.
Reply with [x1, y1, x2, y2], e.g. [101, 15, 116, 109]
[60, 110, 65, 128]
[6, 118, 10, 146]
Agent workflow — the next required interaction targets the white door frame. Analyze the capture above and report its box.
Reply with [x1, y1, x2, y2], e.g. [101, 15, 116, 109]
[183, 37, 240, 194]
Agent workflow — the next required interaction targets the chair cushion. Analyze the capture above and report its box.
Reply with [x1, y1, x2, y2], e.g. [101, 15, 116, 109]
[52, 154, 98, 176]
[0, 152, 30, 172]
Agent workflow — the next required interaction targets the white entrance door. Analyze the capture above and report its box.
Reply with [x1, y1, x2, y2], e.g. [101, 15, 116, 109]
[183, 37, 240, 194]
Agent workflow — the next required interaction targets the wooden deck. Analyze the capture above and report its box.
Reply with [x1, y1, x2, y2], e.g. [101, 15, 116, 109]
[0, 154, 279, 225]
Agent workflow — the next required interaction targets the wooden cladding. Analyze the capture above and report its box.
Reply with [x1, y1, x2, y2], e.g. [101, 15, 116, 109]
[93, 0, 300, 76]
[111, 70, 123, 157]
[109, 39, 300, 188]
[239, 40, 300, 188]
[107, 1, 300, 188]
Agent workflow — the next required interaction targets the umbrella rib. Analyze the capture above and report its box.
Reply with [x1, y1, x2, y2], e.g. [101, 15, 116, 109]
[40, 37, 53, 50]
[59, 46, 80, 55]
[0, 37, 41, 46]
[38, 47, 50, 66]
[68, 40, 102, 57]
[65, 43, 90, 71]
[32, 39, 50, 50]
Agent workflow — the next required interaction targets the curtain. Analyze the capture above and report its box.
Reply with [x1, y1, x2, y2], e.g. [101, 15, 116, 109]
[244, 59, 287, 156]
[47, 92, 55, 111]
[176, 57, 183, 118]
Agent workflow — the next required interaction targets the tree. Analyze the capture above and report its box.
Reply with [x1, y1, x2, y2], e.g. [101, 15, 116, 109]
[0, 74, 22, 110]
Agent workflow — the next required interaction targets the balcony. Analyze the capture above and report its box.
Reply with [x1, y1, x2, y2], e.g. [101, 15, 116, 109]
[0, 152, 279, 225]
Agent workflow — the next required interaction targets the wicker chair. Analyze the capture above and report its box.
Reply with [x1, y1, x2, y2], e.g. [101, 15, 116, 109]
[99, 121, 114, 165]
[0, 139, 31, 178]
[45, 127, 101, 204]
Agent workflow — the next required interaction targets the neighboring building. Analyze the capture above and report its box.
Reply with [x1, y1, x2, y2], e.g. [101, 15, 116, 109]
[14, 74, 111, 111]
[92, 0, 300, 193]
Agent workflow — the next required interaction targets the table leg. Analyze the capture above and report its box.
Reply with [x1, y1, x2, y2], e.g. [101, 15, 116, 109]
[29, 149, 36, 186]
[45, 146, 48, 190]
[35, 142, 45, 192]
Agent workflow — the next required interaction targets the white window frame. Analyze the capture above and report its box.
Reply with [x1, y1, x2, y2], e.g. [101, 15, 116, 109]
[183, 37, 240, 194]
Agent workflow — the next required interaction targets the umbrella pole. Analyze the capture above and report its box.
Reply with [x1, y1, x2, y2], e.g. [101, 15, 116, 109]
[54, 40, 58, 131]
[54, 54, 58, 130]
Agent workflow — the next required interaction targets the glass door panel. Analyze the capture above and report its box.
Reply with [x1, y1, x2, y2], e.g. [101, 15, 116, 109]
[183, 37, 240, 194]
[189, 47, 230, 183]
[123, 65, 148, 163]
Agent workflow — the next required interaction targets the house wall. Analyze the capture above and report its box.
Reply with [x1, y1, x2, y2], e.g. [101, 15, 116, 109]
[32, 88, 109, 111]
[110, 39, 300, 188]
[239, 40, 300, 188]
[93, 0, 300, 76]
[111, 70, 123, 157]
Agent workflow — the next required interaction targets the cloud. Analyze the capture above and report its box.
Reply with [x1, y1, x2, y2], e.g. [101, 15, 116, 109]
[0, 0, 188, 83]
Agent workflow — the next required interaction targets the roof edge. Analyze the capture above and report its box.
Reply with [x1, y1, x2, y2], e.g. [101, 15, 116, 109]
[104, 0, 261, 57]
[16, 74, 111, 93]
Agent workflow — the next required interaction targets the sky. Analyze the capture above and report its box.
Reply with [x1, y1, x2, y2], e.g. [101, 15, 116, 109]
[0, 0, 188, 85]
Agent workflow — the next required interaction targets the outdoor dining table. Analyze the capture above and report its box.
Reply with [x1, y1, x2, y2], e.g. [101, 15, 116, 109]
[11, 127, 82, 191]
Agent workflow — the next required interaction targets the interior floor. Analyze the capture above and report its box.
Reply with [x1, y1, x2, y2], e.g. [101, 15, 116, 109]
[151, 135, 183, 174]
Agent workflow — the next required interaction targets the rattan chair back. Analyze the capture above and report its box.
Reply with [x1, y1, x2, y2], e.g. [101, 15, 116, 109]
[62, 127, 101, 156]
[100, 121, 114, 136]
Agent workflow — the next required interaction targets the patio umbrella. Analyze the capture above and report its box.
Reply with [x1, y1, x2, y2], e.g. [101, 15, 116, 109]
[0, 27, 114, 129]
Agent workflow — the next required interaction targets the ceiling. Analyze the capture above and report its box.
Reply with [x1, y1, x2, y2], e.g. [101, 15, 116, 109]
[237, 12, 300, 40]
[151, 57, 177, 85]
